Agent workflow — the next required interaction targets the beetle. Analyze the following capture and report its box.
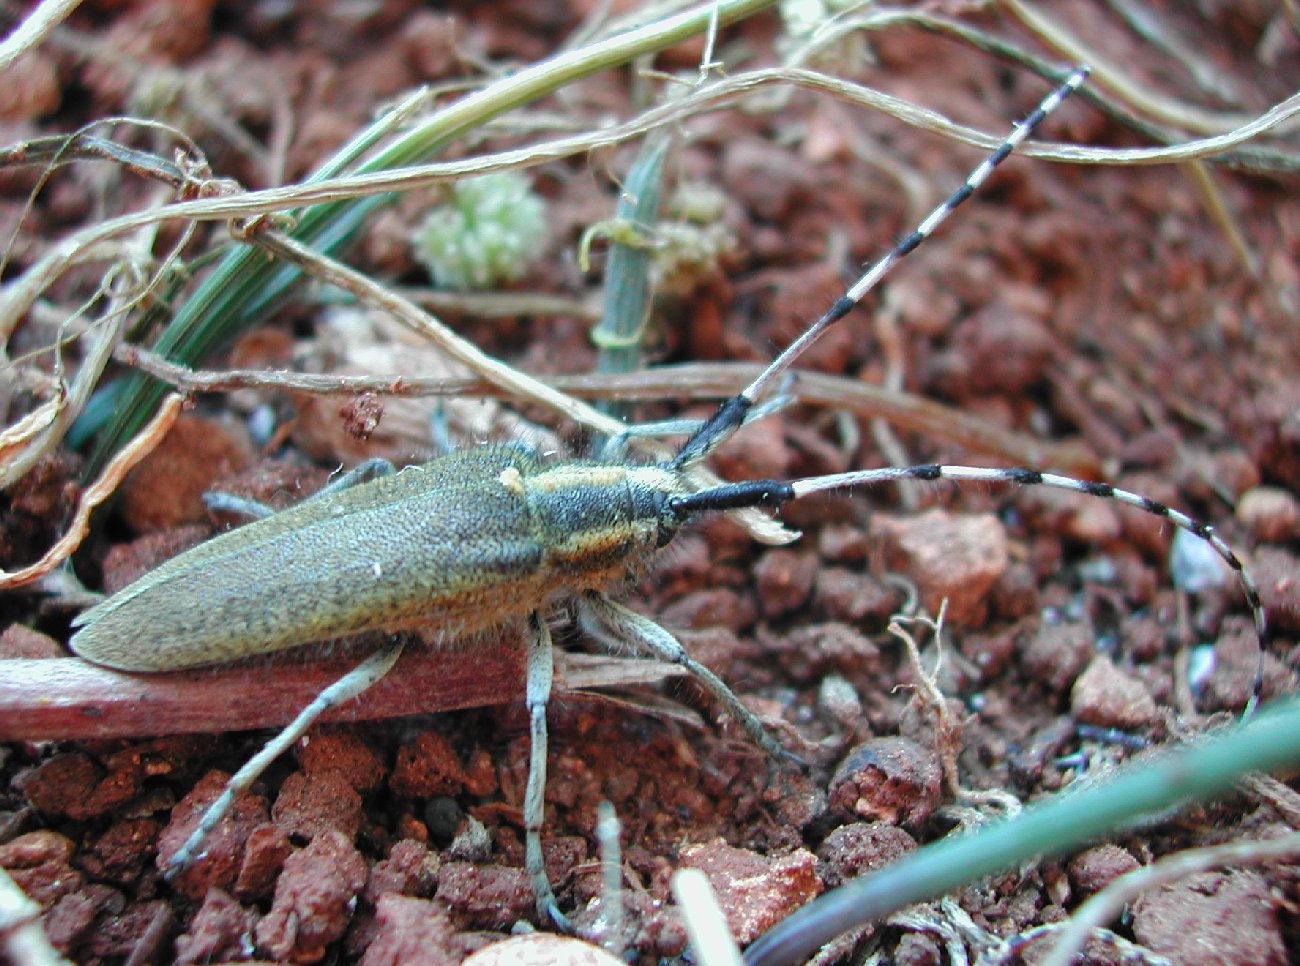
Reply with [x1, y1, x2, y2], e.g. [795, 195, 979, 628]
[66, 65, 1267, 929]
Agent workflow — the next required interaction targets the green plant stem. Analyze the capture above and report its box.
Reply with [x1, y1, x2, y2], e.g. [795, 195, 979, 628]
[593, 130, 672, 418]
[745, 695, 1300, 966]
[82, 0, 777, 473]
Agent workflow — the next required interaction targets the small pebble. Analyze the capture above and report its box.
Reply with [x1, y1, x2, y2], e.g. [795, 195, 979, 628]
[678, 838, 820, 945]
[462, 933, 624, 966]
[118, 414, 255, 532]
[1235, 485, 1300, 543]
[817, 674, 863, 728]
[174, 888, 258, 965]
[828, 737, 942, 828]
[435, 861, 534, 929]
[754, 549, 818, 616]
[816, 822, 917, 888]
[1067, 844, 1140, 896]
[873, 510, 1008, 623]
[361, 894, 457, 966]
[1132, 870, 1285, 965]
[255, 828, 367, 961]
[1070, 655, 1160, 729]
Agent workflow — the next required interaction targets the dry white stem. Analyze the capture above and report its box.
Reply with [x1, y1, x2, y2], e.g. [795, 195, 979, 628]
[672, 868, 742, 966]
[0, 866, 70, 966]
[1042, 831, 1300, 966]
[0, 393, 184, 588]
[0, 0, 81, 72]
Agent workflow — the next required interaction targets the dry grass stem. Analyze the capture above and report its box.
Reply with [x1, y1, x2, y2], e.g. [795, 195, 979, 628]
[0, 0, 81, 72]
[0, 866, 69, 966]
[0, 393, 183, 589]
[1042, 831, 1300, 966]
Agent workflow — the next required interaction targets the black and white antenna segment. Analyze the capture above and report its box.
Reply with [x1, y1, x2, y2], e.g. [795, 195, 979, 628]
[666, 65, 1267, 710]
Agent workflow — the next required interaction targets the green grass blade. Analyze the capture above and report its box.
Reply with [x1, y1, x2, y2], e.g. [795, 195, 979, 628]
[592, 131, 672, 418]
[82, 0, 777, 473]
[745, 695, 1300, 965]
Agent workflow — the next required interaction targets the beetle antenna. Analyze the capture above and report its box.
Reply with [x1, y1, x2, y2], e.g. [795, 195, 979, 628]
[672, 65, 1090, 469]
[670, 462, 1267, 715]
[664, 62, 1269, 714]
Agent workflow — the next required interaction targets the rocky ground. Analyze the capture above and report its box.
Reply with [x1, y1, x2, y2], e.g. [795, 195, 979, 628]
[1, 2, 1298, 963]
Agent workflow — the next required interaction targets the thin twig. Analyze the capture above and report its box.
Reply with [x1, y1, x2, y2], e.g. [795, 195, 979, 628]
[889, 606, 963, 799]
[0, 866, 69, 966]
[394, 286, 600, 320]
[1041, 831, 1300, 966]
[0, 0, 80, 72]
[0, 393, 184, 589]
[0, 648, 683, 741]
[114, 348, 1103, 476]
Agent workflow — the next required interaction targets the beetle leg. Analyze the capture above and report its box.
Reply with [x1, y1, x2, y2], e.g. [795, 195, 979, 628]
[522, 612, 570, 929]
[162, 636, 405, 879]
[598, 380, 796, 462]
[315, 456, 396, 496]
[574, 592, 798, 765]
[200, 456, 398, 521]
[200, 491, 279, 520]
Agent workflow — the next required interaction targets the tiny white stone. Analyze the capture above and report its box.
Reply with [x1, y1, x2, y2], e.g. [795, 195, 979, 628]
[1169, 527, 1228, 593]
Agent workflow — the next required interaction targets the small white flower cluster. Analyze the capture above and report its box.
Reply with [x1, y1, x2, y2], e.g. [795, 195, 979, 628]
[414, 171, 547, 290]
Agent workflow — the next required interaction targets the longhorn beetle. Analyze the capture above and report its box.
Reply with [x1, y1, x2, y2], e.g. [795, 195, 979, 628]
[68, 66, 1267, 928]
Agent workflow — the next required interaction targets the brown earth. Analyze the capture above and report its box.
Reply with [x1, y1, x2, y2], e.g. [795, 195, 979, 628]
[1, 2, 1298, 964]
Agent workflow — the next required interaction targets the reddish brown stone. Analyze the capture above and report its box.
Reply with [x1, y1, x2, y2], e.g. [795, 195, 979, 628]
[158, 770, 270, 900]
[255, 829, 368, 962]
[21, 752, 143, 821]
[298, 730, 387, 792]
[366, 839, 440, 903]
[678, 838, 820, 945]
[1236, 486, 1300, 543]
[0, 623, 63, 659]
[1022, 621, 1095, 694]
[1067, 844, 1140, 897]
[812, 568, 903, 624]
[817, 822, 918, 888]
[272, 769, 363, 842]
[1132, 870, 1285, 965]
[435, 862, 534, 929]
[390, 731, 473, 799]
[119, 414, 255, 533]
[1070, 655, 1160, 728]
[234, 822, 292, 899]
[754, 549, 818, 616]
[175, 888, 260, 965]
[873, 511, 1009, 623]
[828, 737, 943, 828]
[359, 894, 457, 966]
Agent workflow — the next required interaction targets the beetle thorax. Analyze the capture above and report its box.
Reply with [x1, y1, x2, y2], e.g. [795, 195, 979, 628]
[518, 462, 689, 581]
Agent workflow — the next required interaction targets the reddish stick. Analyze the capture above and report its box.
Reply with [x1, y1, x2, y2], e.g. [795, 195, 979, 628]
[0, 642, 683, 741]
